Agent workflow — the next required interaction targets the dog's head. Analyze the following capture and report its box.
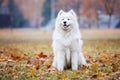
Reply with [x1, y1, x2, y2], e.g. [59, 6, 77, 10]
[56, 9, 78, 31]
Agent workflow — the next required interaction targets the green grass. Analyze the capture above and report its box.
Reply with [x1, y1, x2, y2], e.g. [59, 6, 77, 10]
[0, 40, 120, 80]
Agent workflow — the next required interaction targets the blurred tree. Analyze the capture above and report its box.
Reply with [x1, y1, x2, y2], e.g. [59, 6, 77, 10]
[0, 0, 11, 28]
[81, 0, 99, 28]
[54, 0, 81, 14]
[41, 0, 52, 27]
[8, 0, 28, 28]
[0, 0, 3, 7]
[98, 0, 120, 28]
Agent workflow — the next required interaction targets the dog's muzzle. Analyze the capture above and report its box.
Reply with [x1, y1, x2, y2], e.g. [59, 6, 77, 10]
[63, 21, 70, 29]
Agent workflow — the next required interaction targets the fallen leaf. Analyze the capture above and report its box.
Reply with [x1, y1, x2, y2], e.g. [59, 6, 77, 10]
[29, 69, 36, 74]
[7, 68, 12, 73]
[10, 52, 17, 58]
[91, 64, 98, 69]
[111, 63, 118, 71]
[7, 59, 15, 62]
[38, 52, 47, 58]
[44, 59, 52, 68]
[61, 75, 67, 80]
[97, 72, 103, 77]
[100, 57, 107, 62]
[91, 74, 98, 78]
[100, 53, 108, 58]
[19, 54, 26, 60]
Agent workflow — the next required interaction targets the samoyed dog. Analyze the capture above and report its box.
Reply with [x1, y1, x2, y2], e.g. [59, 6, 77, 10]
[52, 9, 87, 71]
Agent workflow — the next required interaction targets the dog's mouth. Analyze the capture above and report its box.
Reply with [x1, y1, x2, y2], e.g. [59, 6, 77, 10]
[63, 24, 70, 30]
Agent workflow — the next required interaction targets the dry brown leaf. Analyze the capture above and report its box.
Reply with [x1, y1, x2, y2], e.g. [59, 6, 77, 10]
[10, 52, 18, 58]
[7, 59, 15, 62]
[0, 54, 9, 61]
[100, 57, 107, 62]
[48, 67, 56, 74]
[100, 54, 108, 58]
[76, 71, 81, 75]
[25, 64, 32, 68]
[44, 59, 52, 68]
[91, 74, 98, 78]
[91, 64, 98, 69]
[61, 75, 67, 80]
[6, 68, 12, 73]
[38, 52, 47, 58]
[29, 69, 36, 74]
[97, 72, 103, 77]
[91, 72, 103, 79]
[19, 54, 26, 60]
[111, 63, 118, 71]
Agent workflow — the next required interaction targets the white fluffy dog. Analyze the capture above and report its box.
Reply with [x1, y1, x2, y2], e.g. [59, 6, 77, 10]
[52, 9, 87, 71]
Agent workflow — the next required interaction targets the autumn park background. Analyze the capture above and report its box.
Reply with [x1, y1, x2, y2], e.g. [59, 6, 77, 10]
[0, 0, 120, 80]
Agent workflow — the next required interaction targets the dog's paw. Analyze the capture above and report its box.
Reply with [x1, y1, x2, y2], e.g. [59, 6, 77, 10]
[52, 61, 57, 68]
[82, 63, 90, 68]
[57, 66, 64, 71]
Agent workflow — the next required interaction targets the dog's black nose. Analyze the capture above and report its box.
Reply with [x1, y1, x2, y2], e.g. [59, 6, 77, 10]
[64, 21, 66, 24]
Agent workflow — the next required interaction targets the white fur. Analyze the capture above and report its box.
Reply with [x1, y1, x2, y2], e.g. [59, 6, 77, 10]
[52, 9, 87, 71]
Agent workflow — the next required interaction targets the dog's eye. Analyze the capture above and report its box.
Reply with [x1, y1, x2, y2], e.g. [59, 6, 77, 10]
[68, 19, 70, 20]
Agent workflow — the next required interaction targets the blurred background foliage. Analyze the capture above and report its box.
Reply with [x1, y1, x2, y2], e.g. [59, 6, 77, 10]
[0, 0, 120, 29]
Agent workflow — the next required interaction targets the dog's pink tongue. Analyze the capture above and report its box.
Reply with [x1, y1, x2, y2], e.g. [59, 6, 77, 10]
[64, 24, 69, 28]
[64, 26, 67, 28]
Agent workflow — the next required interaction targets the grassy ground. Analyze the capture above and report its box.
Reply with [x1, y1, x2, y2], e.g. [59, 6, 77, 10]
[0, 29, 120, 42]
[0, 29, 120, 80]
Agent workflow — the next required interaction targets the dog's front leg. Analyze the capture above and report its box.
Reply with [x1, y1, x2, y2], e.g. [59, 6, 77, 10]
[57, 51, 65, 71]
[71, 51, 78, 70]
[52, 55, 57, 68]
[79, 52, 87, 66]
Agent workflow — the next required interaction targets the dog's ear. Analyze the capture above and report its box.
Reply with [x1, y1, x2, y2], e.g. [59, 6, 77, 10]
[58, 10, 64, 16]
[69, 9, 76, 16]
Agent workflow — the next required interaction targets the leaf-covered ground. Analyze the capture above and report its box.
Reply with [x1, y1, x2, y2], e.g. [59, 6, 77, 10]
[0, 40, 120, 80]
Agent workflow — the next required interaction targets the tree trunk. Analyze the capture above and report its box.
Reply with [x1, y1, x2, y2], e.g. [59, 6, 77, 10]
[96, 19, 99, 28]
[108, 15, 112, 28]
